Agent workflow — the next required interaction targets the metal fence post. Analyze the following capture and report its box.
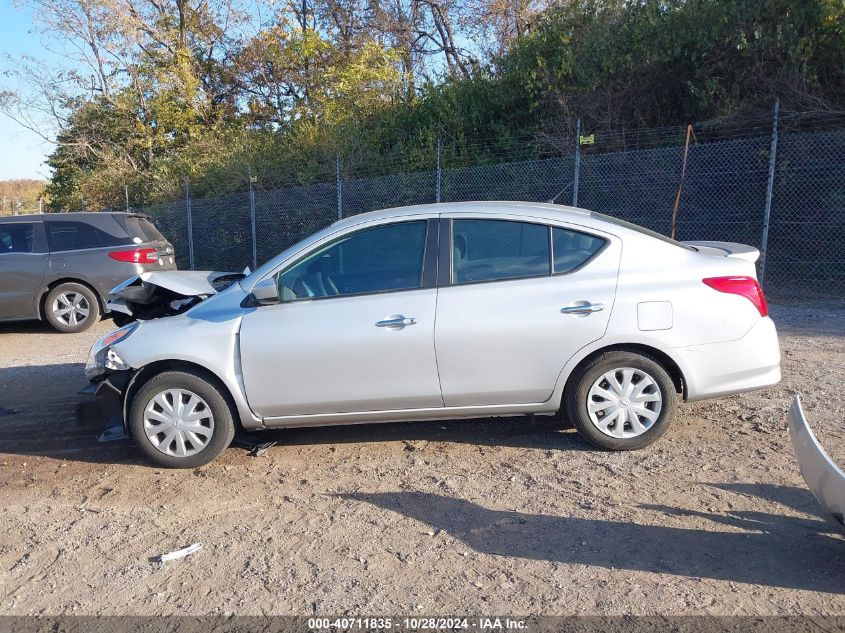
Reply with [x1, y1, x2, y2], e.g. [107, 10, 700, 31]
[573, 118, 581, 207]
[185, 178, 195, 271]
[435, 136, 442, 203]
[759, 98, 779, 285]
[336, 155, 343, 220]
[249, 169, 257, 271]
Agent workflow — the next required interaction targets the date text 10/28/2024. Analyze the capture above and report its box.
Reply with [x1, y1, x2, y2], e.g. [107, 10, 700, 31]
[308, 618, 528, 631]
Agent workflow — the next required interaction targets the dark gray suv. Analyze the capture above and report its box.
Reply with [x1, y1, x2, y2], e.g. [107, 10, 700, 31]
[0, 212, 176, 333]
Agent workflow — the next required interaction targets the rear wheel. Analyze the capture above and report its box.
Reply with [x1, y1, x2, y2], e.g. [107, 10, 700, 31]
[128, 370, 236, 468]
[565, 351, 676, 450]
[44, 283, 100, 333]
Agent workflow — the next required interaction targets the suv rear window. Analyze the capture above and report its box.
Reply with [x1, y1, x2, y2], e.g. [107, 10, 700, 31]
[46, 221, 128, 251]
[123, 216, 166, 243]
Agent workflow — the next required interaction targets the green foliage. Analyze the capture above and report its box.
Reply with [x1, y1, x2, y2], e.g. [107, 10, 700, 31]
[42, 0, 845, 210]
[0, 178, 46, 214]
[499, 0, 845, 128]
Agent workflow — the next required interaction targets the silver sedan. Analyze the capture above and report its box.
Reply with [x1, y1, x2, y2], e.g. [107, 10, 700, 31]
[84, 202, 781, 467]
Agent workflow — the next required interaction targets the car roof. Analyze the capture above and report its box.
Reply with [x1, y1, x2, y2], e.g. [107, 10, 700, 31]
[5, 203, 592, 225]
[332, 201, 594, 228]
[0, 211, 141, 222]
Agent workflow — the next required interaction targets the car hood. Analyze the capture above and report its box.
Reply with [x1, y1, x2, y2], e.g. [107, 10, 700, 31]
[109, 270, 247, 320]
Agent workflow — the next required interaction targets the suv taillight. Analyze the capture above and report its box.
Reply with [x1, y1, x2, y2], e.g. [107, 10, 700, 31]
[703, 276, 768, 317]
[108, 248, 159, 264]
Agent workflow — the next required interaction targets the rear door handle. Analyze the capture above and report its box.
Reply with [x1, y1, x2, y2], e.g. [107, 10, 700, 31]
[561, 303, 604, 315]
[376, 316, 417, 328]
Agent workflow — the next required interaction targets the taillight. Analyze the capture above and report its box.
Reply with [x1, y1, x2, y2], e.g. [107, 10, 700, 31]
[703, 276, 768, 317]
[108, 248, 159, 264]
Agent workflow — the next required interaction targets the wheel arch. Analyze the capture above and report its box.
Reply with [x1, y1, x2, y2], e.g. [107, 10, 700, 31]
[38, 277, 105, 320]
[561, 343, 687, 407]
[123, 359, 244, 433]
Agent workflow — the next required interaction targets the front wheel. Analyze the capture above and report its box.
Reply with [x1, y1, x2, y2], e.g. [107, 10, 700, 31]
[565, 351, 677, 450]
[127, 370, 236, 468]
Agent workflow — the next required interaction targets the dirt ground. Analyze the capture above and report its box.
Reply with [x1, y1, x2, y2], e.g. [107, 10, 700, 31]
[0, 300, 843, 616]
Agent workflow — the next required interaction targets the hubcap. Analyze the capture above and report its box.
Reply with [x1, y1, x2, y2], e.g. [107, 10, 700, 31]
[143, 389, 215, 457]
[586, 367, 662, 439]
[52, 292, 90, 327]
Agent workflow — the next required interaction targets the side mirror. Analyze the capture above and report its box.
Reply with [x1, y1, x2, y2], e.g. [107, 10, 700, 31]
[251, 277, 279, 305]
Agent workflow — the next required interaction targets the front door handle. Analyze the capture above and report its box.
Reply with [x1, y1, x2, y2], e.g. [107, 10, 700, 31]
[376, 316, 417, 328]
[561, 302, 604, 315]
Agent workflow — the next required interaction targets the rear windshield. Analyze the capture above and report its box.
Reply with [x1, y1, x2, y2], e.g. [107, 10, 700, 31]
[123, 216, 166, 243]
[590, 211, 695, 251]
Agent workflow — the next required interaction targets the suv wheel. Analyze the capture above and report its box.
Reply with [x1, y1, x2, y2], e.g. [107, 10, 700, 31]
[565, 350, 677, 450]
[44, 283, 100, 333]
[128, 370, 236, 468]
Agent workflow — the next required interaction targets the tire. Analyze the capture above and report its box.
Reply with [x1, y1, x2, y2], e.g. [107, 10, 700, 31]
[565, 350, 677, 450]
[127, 369, 236, 468]
[44, 282, 100, 333]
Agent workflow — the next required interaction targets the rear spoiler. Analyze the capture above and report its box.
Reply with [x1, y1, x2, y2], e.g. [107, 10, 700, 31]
[682, 241, 760, 263]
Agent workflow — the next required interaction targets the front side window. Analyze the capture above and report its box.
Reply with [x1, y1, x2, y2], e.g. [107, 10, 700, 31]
[552, 227, 606, 273]
[452, 219, 550, 284]
[278, 221, 427, 300]
[0, 223, 35, 253]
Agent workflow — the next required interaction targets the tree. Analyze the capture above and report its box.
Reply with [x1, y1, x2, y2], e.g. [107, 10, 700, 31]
[4, 0, 249, 208]
[0, 179, 46, 214]
[457, 0, 551, 61]
[3, 0, 843, 209]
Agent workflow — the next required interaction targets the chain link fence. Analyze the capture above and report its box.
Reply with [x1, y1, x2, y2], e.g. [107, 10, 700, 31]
[132, 108, 845, 298]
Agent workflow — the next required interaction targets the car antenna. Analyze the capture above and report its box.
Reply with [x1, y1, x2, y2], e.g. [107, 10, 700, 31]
[547, 181, 573, 204]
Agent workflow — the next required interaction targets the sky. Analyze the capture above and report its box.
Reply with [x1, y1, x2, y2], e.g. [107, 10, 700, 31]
[0, 1, 54, 182]
[0, 0, 465, 183]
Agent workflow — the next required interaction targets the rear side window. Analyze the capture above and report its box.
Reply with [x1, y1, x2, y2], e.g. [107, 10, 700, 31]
[452, 219, 550, 284]
[552, 227, 606, 273]
[46, 221, 127, 251]
[123, 216, 166, 243]
[0, 223, 35, 253]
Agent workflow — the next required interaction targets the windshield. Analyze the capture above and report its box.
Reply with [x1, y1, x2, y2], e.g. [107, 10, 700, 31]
[123, 216, 167, 243]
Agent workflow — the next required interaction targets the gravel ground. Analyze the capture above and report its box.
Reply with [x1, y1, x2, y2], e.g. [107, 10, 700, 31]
[0, 301, 843, 616]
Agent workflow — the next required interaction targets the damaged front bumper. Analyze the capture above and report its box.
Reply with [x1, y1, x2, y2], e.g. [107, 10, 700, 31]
[789, 395, 845, 526]
[76, 370, 133, 431]
[78, 370, 132, 398]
